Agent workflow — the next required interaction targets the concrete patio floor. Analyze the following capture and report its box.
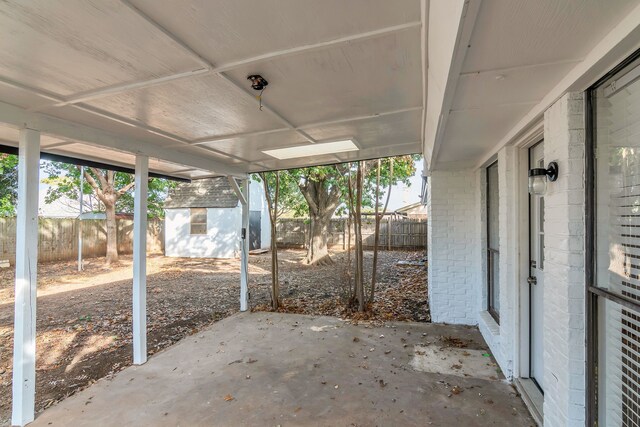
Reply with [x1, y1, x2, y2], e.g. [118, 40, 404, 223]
[31, 312, 535, 426]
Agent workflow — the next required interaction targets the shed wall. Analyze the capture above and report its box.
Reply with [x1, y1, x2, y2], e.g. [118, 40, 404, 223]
[165, 207, 241, 258]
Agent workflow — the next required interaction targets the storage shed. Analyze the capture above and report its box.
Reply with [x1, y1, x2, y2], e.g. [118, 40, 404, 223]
[164, 178, 270, 258]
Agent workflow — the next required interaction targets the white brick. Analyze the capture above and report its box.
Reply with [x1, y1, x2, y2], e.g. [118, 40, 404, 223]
[542, 92, 586, 426]
[427, 169, 480, 325]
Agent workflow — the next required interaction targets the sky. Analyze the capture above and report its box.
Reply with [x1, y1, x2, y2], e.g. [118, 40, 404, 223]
[380, 157, 425, 211]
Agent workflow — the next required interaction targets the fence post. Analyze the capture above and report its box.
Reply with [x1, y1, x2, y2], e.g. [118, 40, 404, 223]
[387, 217, 391, 250]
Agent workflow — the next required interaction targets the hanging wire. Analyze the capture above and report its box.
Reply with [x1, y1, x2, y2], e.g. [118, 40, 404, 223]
[258, 88, 265, 111]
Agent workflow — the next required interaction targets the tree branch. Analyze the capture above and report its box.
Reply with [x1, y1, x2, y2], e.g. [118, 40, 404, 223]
[117, 181, 136, 196]
[88, 167, 108, 191]
[83, 168, 104, 200]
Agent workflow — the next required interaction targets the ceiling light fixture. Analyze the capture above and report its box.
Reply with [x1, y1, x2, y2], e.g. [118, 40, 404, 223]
[262, 139, 359, 160]
[247, 75, 268, 91]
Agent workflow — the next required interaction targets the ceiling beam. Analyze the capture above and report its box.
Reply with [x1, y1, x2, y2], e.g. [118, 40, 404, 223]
[458, 59, 583, 78]
[119, 0, 212, 69]
[0, 140, 191, 181]
[298, 106, 423, 130]
[31, 68, 210, 111]
[185, 106, 423, 148]
[423, 0, 482, 170]
[217, 72, 317, 143]
[190, 143, 249, 163]
[0, 100, 246, 177]
[253, 141, 421, 172]
[0, 71, 255, 165]
[26, 3, 420, 115]
[420, 0, 428, 164]
[42, 140, 76, 149]
[0, 76, 64, 103]
[227, 176, 247, 205]
[213, 21, 422, 74]
[449, 100, 538, 113]
[188, 127, 291, 146]
[116, 0, 316, 145]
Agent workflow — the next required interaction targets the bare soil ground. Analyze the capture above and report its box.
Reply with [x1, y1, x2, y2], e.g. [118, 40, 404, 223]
[0, 249, 427, 425]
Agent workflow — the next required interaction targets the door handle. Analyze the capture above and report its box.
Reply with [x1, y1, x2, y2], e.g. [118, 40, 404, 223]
[527, 276, 537, 285]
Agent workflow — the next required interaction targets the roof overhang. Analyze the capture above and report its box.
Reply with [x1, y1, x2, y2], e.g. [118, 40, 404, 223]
[424, 0, 640, 171]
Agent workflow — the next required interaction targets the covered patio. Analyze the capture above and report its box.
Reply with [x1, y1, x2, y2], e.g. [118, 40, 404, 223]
[29, 312, 533, 426]
[6, 0, 639, 424]
[0, 1, 428, 424]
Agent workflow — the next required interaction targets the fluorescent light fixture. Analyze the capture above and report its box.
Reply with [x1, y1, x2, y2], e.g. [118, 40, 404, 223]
[262, 139, 358, 160]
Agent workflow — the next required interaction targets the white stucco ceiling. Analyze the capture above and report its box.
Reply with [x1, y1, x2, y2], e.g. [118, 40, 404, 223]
[0, 0, 424, 178]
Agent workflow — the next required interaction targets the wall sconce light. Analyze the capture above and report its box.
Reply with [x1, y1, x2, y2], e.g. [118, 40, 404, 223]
[528, 162, 558, 196]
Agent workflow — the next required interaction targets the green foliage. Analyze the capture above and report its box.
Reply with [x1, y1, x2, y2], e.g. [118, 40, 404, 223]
[263, 155, 420, 217]
[252, 171, 304, 217]
[116, 178, 177, 218]
[42, 162, 176, 218]
[0, 154, 18, 217]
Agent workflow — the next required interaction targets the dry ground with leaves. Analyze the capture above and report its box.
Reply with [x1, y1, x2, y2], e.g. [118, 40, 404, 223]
[0, 248, 427, 425]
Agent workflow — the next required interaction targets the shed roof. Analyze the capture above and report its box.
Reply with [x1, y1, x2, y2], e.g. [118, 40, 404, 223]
[164, 177, 239, 209]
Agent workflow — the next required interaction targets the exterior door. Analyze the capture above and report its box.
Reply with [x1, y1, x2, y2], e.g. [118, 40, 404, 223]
[249, 211, 261, 250]
[529, 142, 545, 391]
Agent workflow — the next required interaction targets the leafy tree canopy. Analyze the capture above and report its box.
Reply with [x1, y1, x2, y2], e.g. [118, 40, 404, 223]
[42, 162, 176, 218]
[267, 155, 420, 218]
[0, 154, 18, 217]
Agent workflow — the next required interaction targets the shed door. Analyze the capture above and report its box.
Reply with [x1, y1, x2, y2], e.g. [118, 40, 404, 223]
[249, 211, 261, 250]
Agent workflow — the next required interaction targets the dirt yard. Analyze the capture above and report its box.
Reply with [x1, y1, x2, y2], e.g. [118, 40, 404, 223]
[0, 249, 427, 425]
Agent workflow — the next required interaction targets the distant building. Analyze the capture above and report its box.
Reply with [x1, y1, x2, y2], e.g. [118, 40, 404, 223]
[164, 178, 270, 259]
[394, 202, 427, 220]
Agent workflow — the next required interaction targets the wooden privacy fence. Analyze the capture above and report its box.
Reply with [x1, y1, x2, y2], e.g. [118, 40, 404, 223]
[276, 217, 427, 250]
[0, 217, 164, 264]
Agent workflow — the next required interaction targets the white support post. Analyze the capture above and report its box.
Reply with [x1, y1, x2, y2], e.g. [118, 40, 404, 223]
[132, 154, 148, 365]
[77, 166, 84, 271]
[12, 128, 40, 427]
[240, 179, 250, 312]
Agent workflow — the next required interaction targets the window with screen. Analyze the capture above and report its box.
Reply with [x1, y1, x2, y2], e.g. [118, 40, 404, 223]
[487, 161, 500, 323]
[190, 208, 207, 235]
[593, 57, 640, 426]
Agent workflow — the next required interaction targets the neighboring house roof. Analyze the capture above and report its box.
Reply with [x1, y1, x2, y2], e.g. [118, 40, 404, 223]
[395, 202, 427, 215]
[164, 177, 239, 209]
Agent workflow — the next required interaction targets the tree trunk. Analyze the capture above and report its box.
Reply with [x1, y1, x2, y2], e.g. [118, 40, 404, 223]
[260, 172, 280, 310]
[370, 159, 381, 303]
[270, 223, 279, 309]
[354, 162, 365, 312]
[370, 158, 393, 303]
[105, 198, 118, 265]
[306, 213, 333, 266]
[299, 179, 341, 266]
[271, 172, 280, 310]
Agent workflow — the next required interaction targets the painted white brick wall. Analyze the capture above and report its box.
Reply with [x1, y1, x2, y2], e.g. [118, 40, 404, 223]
[479, 147, 519, 380]
[542, 92, 586, 427]
[427, 169, 480, 325]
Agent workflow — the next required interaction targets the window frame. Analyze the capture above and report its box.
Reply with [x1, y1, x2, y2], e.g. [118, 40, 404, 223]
[486, 160, 500, 324]
[189, 207, 208, 235]
[586, 49, 640, 426]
